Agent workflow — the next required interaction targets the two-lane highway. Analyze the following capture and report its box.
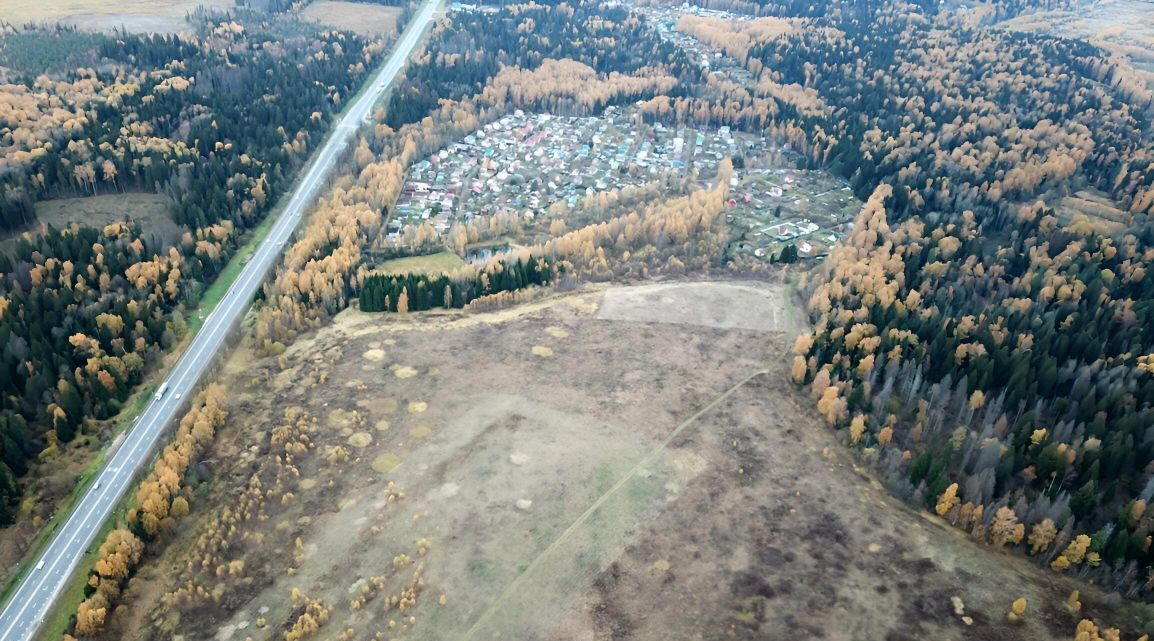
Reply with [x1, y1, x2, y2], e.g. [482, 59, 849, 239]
[0, 2, 440, 638]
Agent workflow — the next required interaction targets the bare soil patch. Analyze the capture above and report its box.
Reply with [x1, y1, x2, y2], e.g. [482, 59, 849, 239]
[597, 280, 790, 332]
[110, 279, 1141, 641]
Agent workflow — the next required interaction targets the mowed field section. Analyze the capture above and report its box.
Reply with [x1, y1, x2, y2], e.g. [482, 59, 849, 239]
[298, 1, 403, 37]
[107, 279, 1134, 641]
[597, 281, 790, 332]
[374, 251, 467, 275]
[2, 0, 232, 32]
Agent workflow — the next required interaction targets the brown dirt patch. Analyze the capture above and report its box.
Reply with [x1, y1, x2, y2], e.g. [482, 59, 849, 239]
[596, 280, 789, 331]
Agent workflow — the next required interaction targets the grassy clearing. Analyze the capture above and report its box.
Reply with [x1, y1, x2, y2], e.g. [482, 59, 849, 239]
[299, 1, 402, 37]
[1, 193, 180, 258]
[106, 281, 785, 641]
[464, 368, 768, 640]
[2, 0, 232, 33]
[38, 193, 181, 242]
[376, 251, 466, 276]
[104, 279, 1140, 641]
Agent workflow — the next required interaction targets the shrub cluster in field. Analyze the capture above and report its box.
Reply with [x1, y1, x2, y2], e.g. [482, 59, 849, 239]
[153, 407, 316, 629]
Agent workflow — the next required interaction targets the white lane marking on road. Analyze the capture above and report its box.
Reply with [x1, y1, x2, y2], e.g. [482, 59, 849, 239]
[0, 3, 440, 637]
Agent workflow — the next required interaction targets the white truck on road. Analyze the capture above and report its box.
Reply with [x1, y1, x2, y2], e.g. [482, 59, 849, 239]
[154, 382, 169, 401]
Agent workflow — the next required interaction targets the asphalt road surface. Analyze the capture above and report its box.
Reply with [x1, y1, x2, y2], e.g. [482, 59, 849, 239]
[0, 2, 440, 638]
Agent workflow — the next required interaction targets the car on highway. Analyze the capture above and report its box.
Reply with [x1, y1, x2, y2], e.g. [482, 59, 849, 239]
[34, 561, 43, 572]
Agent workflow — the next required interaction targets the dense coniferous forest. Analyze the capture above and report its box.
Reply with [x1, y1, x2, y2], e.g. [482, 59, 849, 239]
[358, 255, 551, 312]
[384, 0, 698, 129]
[0, 15, 390, 524]
[0, 18, 381, 231]
[673, 0, 1154, 593]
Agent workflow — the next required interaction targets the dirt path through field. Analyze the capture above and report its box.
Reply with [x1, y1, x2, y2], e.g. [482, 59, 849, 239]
[116, 279, 1143, 641]
[463, 367, 770, 639]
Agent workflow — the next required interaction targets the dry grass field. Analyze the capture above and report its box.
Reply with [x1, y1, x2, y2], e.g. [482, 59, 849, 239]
[298, 1, 402, 37]
[36, 193, 180, 238]
[2, 0, 232, 32]
[0, 193, 181, 257]
[101, 279, 1144, 641]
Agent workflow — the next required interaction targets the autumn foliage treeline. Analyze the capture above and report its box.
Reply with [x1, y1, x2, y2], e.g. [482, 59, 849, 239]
[384, 0, 696, 129]
[795, 180, 1154, 595]
[71, 386, 227, 637]
[653, 0, 1154, 600]
[0, 14, 391, 523]
[72, 397, 327, 640]
[153, 407, 321, 638]
[0, 17, 384, 231]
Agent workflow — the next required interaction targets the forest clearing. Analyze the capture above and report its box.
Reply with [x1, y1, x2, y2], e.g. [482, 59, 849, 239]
[96, 280, 1143, 641]
[996, 0, 1154, 84]
[0, 194, 176, 258]
[299, 2, 404, 37]
[36, 194, 179, 243]
[1, 0, 231, 32]
[372, 252, 468, 277]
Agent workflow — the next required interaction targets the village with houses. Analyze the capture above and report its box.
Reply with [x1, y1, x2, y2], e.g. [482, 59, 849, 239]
[386, 106, 861, 266]
[723, 169, 860, 262]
